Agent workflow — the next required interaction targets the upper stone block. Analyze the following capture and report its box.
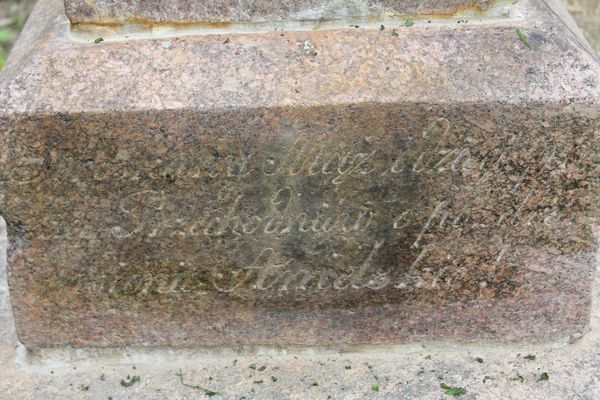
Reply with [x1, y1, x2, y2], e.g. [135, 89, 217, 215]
[64, 0, 499, 24]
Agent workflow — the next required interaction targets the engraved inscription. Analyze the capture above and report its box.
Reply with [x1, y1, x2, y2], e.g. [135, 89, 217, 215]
[2, 111, 597, 307]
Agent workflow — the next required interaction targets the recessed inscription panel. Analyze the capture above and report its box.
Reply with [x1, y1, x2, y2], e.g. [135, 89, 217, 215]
[1, 103, 597, 347]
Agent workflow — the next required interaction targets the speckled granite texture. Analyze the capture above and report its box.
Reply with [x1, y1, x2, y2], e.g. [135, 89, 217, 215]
[1, 224, 600, 399]
[0, 0, 599, 349]
[64, 0, 500, 24]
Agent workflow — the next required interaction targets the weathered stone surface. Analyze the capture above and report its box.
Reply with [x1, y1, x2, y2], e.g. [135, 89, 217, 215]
[0, 0, 599, 349]
[64, 0, 502, 25]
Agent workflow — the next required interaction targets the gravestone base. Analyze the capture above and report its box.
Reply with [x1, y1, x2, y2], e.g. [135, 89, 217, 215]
[0, 219, 600, 399]
[0, 0, 599, 350]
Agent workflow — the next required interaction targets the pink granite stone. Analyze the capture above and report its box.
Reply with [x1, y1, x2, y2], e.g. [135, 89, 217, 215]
[64, 0, 500, 24]
[0, 0, 599, 349]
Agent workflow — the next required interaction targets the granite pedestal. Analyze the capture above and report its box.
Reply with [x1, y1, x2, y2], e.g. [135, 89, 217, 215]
[0, 0, 598, 349]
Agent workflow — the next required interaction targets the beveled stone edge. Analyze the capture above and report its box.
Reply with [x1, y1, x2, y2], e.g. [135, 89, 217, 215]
[543, 0, 599, 62]
[2, 0, 600, 117]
